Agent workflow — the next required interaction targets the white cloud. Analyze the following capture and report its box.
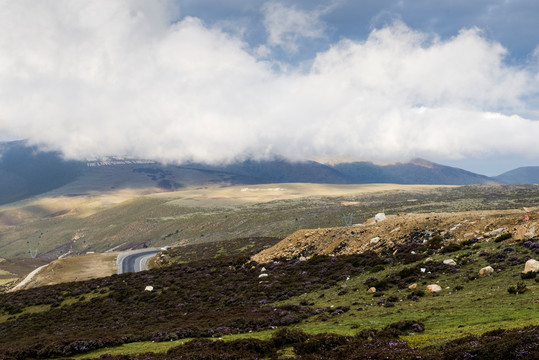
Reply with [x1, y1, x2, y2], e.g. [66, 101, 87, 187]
[261, 2, 328, 52]
[0, 1, 538, 164]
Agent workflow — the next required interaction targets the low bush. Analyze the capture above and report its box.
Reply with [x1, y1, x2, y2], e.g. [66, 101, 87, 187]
[520, 271, 537, 280]
[369, 264, 385, 273]
[441, 242, 462, 254]
[507, 281, 527, 294]
[494, 233, 512, 243]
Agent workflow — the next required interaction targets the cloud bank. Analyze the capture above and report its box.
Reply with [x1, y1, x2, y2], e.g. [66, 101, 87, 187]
[0, 0, 538, 164]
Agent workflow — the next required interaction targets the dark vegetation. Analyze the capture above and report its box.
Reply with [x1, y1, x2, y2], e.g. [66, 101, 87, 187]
[0, 251, 402, 359]
[159, 237, 282, 265]
[57, 325, 539, 360]
[1, 234, 538, 359]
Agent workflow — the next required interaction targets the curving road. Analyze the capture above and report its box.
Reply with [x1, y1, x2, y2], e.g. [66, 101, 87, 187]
[117, 249, 159, 274]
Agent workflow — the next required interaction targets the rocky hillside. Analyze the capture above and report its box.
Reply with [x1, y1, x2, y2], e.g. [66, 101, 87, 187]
[252, 208, 538, 263]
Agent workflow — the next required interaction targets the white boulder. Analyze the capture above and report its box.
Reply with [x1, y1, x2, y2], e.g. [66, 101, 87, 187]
[479, 266, 494, 277]
[489, 228, 505, 237]
[144, 286, 154, 292]
[443, 259, 457, 266]
[426, 284, 442, 294]
[370, 237, 381, 245]
[523, 259, 539, 273]
[374, 213, 386, 222]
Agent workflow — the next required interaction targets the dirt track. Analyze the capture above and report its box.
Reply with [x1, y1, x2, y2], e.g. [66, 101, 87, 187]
[7, 253, 118, 291]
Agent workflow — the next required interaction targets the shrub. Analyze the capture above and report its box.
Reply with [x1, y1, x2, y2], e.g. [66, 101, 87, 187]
[369, 264, 385, 273]
[507, 281, 527, 294]
[407, 290, 425, 301]
[427, 235, 444, 249]
[462, 237, 479, 246]
[441, 242, 462, 254]
[494, 233, 512, 243]
[272, 328, 308, 347]
[397, 266, 417, 278]
[520, 271, 537, 280]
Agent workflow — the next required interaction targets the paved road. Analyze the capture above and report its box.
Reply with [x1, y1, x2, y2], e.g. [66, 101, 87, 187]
[118, 249, 159, 274]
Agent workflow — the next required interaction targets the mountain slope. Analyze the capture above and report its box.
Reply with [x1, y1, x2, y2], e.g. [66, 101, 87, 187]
[179, 159, 349, 184]
[334, 159, 496, 185]
[0, 142, 511, 206]
[0, 141, 85, 205]
[494, 166, 539, 184]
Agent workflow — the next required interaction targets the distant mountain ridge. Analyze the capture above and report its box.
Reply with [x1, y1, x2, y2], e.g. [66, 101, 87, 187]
[1, 141, 538, 205]
[494, 167, 539, 184]
[0, 141, 84, 205]
[333, 158, 495, 185]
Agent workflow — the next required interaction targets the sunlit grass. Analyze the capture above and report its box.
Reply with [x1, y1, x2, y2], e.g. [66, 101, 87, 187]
[65, 330, 276, 359]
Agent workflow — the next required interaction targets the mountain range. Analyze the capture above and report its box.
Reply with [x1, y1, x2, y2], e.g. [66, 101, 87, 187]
[1, 141, 538, 205]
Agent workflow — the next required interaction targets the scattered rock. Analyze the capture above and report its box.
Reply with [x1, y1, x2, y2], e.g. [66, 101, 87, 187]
[374, 213, 386, 222]
[261, 267, 266, 272]
[479, 266, 494, 277]
[258, 273, 268, 278]
[449, 224, 461, 232]
[523, 259, 539, 274]
[426, 284, 442, 294]
[489, 228, 505, 237]
[408, 283, 417, 290]
[250, 209, 537, 264]
[367, 287, 376, 293]
[370, 237, 381, 245]
[144, 286, 153, 292]
[443, 259, 457, 266]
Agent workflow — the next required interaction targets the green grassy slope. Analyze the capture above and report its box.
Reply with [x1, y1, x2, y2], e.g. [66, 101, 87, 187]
[0, 231, 537, 359]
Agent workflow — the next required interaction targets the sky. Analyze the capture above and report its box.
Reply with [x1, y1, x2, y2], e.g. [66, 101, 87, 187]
[1, 0, 539, 175]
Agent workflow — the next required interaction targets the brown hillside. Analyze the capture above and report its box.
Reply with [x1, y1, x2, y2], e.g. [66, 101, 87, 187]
[251, 208, 538, 263]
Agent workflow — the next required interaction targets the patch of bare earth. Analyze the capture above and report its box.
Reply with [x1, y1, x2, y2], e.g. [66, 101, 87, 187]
[252, 208, 538, 263]
[9, 252, 118, 291]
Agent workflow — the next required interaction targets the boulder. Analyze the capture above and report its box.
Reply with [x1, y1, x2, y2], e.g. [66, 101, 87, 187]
[523, 259, 539, 273]
[144, 286, 154, 292]
[513, 225, 527, 241]
[374, 213, 386, 222]
[258, 273, 268, 278]
[479, 266, 494, 277]
[367, 287, 376, 293]
[408, 283, 417, 290]
[489, 228, 505, 237]
[443, 259, 457, 266]
[426, 284, 442, 294]
[370, 237, 381, 245]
